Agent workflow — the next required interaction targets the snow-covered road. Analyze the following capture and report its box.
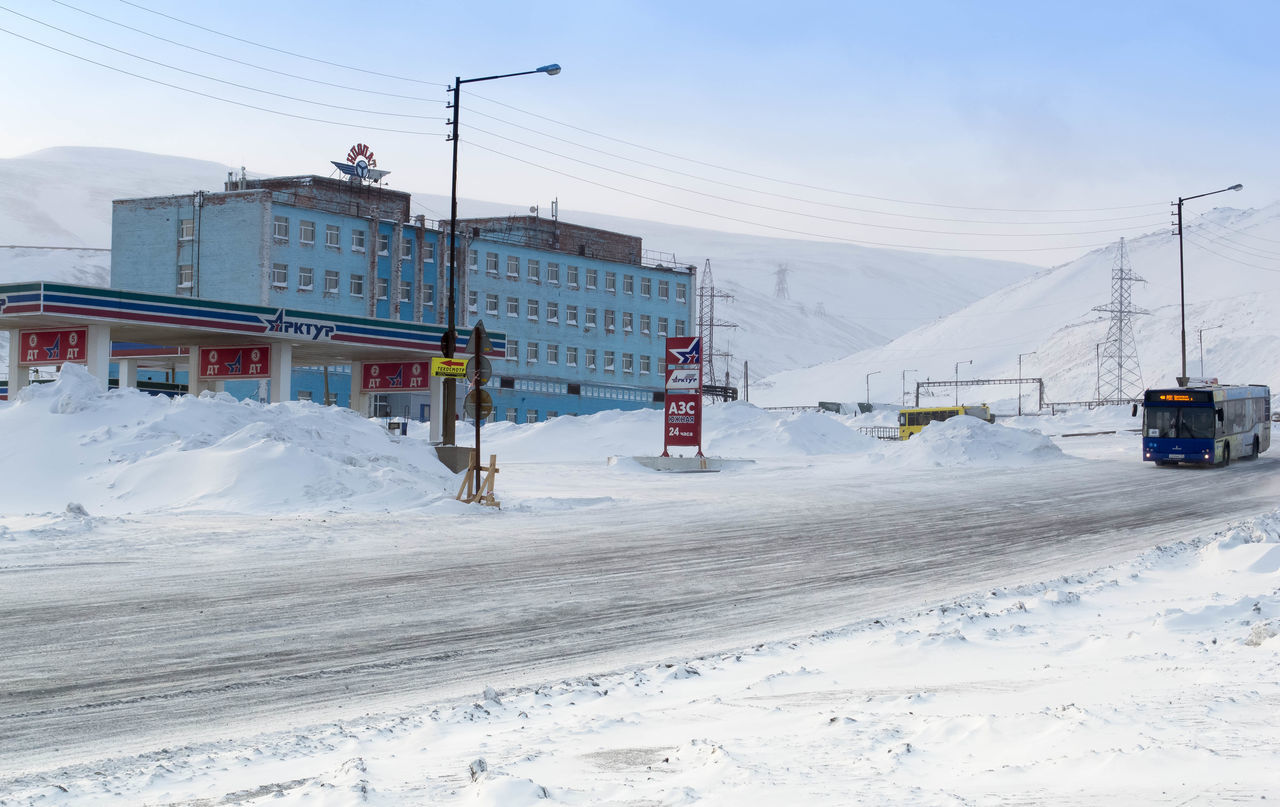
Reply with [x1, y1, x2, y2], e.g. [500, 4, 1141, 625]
[3, 451, 1277, 774]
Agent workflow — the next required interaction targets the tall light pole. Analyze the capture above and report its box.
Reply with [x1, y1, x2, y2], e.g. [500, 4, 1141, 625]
[1017, 351, 1036, 416]
[1174, 183, 1241, 386]
[1197, 324, 1223, 378]
[444, 63, 561, 445]
[864, 370, 880, 410]
[901, 368, 916, 407]
[954, 359, 971, 406]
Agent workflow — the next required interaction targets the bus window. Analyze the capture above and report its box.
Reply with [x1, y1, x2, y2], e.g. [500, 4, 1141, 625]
[1146, 407, 1215, 439]
[1181, 409, 1215, 439]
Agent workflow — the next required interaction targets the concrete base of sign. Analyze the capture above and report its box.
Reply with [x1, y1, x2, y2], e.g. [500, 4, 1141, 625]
[611, 456, 756, 473]
[434, 445, 477, 473]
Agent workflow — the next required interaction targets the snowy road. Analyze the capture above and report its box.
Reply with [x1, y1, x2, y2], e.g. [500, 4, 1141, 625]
[2, 452, 1277, 774]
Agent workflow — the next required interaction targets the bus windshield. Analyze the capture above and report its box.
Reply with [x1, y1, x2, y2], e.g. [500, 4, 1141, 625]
[1145, 406, 1216, 439]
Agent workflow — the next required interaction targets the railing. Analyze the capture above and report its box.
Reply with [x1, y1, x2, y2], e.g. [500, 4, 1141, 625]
[856, 426, 900, 441]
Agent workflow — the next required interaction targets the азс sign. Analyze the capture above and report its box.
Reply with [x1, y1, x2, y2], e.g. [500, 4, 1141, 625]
[662, 336, 703, 455]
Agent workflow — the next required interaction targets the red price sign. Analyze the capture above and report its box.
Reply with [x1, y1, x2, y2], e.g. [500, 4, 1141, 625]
[361, 361, 430, 392]
[199, 345, 271, 379]
[664, 393, 702, 446]
[18, 328, 88, 366]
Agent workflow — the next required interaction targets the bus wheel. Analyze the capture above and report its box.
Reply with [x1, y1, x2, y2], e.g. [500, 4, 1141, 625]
[1220, 444, 1231, 467]
[1248, 436, 1261, 459]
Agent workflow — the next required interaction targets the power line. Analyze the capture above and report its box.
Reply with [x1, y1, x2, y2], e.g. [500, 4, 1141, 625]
[117, 0, 446, 87]
[0, 24, 439, 135]
[0, 5, 442, 119]
[1185, 233, 1280, 273]
[467, 92, 1167, 215]
[465, 125, 1166, 240]
[49, 0, 439, 102]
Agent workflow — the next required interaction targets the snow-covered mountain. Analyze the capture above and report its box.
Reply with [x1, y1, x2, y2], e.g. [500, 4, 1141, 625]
[754, 203, 1280, 409]
[0, 147, 1040, 377]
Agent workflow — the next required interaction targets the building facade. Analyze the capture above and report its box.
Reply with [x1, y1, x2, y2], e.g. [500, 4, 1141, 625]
[111, 171, 696, 423]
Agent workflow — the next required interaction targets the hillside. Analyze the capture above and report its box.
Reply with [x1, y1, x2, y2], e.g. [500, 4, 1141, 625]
[0, 147, 1041, 378]
[753, 203, 1280, 409]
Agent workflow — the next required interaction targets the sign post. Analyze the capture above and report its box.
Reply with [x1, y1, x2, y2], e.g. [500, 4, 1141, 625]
[662, 336, 703, 457]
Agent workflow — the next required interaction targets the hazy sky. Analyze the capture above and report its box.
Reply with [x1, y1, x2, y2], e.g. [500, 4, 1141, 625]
[2, 0, 1277, 265]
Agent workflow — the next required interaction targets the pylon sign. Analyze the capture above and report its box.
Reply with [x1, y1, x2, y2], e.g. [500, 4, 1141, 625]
[662, 336, 703, 456]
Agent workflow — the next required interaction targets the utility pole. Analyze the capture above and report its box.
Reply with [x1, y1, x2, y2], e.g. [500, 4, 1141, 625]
[697, 259, 737, 399]
[1197, 324, 1223, 378]
[865, 370, 880, 410]
[901, 368, 917, 407]
[954, 360, 972, 406]
[1017, 351, 1036, 416]
[1091, 238, 1148, 401]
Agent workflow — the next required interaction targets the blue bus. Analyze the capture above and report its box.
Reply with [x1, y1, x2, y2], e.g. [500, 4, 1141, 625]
[1141, 384, 1271, 466]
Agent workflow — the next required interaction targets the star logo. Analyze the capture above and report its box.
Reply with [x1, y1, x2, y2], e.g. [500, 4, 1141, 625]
[670, 341, 701, 365]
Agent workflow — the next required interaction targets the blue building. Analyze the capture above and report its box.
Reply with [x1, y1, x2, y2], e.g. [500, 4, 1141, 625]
[111, 169, 696, 423]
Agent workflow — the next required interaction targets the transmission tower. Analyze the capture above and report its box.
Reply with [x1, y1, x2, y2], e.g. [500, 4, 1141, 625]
[774, 264, 791, 300]
[1091, 238, 1148, 401]
[697, 259, 737, 389]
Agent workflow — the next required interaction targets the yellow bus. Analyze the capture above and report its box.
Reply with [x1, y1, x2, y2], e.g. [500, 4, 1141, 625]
[897, 405, 994, 440]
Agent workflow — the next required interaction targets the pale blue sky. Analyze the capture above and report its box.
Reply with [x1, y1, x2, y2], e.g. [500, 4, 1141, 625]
[1, 0, 1276, 263]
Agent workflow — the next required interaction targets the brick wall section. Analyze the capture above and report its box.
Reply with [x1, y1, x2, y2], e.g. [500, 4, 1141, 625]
[450, 216, 643, 265]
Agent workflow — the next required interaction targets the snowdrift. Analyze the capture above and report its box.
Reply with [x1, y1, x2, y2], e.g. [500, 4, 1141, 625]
[888, 415, 1066, 467]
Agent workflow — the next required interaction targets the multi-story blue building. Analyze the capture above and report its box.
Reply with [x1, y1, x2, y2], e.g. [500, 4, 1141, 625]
[111, 170, 696, 423]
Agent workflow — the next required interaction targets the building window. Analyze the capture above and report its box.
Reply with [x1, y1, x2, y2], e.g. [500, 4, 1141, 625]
[506, 408, 519, 423]
[352, 229, 365, 252]
[622, 312, 633, 333]
[273, 216, 289, 241]
[350, 273, 364, 296]
[676, 282, 688, 302]
[622, 353, 634, 373]
[604, 351, 616, 372]
[271, 263, 288, 288]
[640, 314, 651, 334]
[325, 270, 340, 295]
[299, 266, 314, 290]
[423, 284, 435, 305]
[486, 293, 499, 316]
[507, 297, 519, 317]
[585, 308, 598, 328]
[586, 348, 597, 370]
[623, 274, 634, 295]
[604, 309, 616, 333]
[528, 259, 540, 283]
[586, 268, 598, 289]
[526, 342, 539, 364]
[486, 252, 499, 276]
[640, 355, 651, 374]
[567, 346, 578, 366]
[567, 265, 579, 288]
[398, 238, 411, 260]
[324, 224, 340, 249]
[547, 262, 560, 284]
[566, 305, 578, 326]
[507, 255, 520, 279]
[179, 219, 194, 240]
[641, 277, 652, 297]
[376, 277, 389, 300]
[377, 233, 390, 256]
[658, 317, 669, 336]
[547, 344, 559, 364]
[605, 272, 617, 293]
[400, 280, 411, 302]
[526, 410, 539, 424]
[675, 319, 686, 336]
[527, 298, 539, 320]
[300, 220, 315, 244]
[468, 289, 478, 312]
[177, 263, 193, 290]
[658, 280, 670, 300]
[506, 340, 518, 361]
[546, 301, 559, 323]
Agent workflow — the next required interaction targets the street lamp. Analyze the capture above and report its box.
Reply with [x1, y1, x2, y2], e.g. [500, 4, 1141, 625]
[901, 368, 917, 407]
[443, 63, 561, 445]
[1174, 183, 1241, 386]
[1197, 324, 1223, 378]
[1017, 351, 1036, 416]
[954, 360, 971, 406]
[864, 370, 880, 410]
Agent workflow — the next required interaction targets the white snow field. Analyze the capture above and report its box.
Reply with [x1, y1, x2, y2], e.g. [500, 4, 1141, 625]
[1, 367, 1278, 805]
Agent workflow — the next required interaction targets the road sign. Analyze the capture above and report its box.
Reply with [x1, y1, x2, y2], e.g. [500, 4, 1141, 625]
[464, 388, 494, 421]
[360, 361, 429, 392]
[470, 320, 494, 354]
[431, 357, 468, 378]
[198, 345, 271, 379]
[18, 328, 88, 366]
[469, 355, 493, 386]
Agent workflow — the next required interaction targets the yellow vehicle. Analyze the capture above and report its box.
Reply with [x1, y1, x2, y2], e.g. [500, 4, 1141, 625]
[897, 405, 994, 440]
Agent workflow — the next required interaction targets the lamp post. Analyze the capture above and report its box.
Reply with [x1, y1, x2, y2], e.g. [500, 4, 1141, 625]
[1174, 183, 1241, 386]
[1017, 351, 1036, 416]
[865, 370, 880, 410]
[1197, 324, 1223, 378]
[901, 368, 916, 407]
[953, 360, 971, 406]
[443, 63, 561, 445]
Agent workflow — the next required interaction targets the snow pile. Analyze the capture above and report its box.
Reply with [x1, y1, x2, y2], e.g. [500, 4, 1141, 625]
[0, 364, 455, 516]
[891, 415, 1066, 467]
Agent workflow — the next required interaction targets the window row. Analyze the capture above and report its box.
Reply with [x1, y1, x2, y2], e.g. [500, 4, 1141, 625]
[466, 292, 686, 336]
[502, 341, 664, 375]
[232, 216, 437, 262]
[469, 250, 686, 301]
[187, 262, 434, 305]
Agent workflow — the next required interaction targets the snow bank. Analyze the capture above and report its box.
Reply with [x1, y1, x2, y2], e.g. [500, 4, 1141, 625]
[888, 415, 1066, 467]
[0, 364, 455, 516]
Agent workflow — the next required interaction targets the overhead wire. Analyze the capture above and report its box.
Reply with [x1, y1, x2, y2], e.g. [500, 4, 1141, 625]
[1184, 233, 1280, 273]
